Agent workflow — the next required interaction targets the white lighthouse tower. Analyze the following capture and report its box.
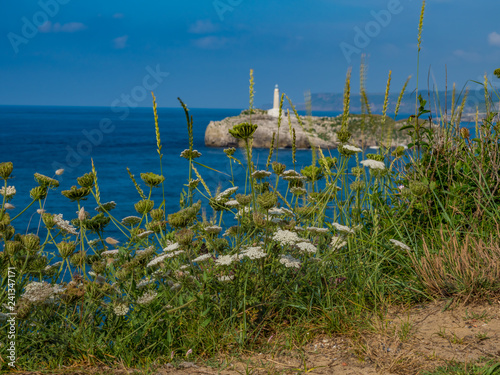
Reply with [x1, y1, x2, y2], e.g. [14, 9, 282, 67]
[267, 84, 280, 117]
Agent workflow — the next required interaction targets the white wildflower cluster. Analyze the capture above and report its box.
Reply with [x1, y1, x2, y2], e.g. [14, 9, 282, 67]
[192, 253, 212, 263]
[272, 229, 301, 246]
[279, 254, 301, 269]
[44, 261, 63, 271]
[53, 214, 78, 235]
[332, 223, 355, 234]
[360, 159, 386, 170]
[389, 239, 411, 251]
[170, 283, 181, 291]
[295, 241, 317, 254]
[179, 265, 190, 270]
[135, 246, 155, 259]
[239, 246, 267, 260]
[225, 199, 239, 207]
[215, 186, 238, 202]
[215, 254, 239, 266]
[113, 303, 129, 316]
[294, 226, 305, 232]
[101, 249, 120, 257]
[205, 225, 222, 234]
[307, 226, 329, 234]
[163, 242, 180, 252]
[87, 239, 100, 247]
[0, 186, 16, 199]
[121, 216, 142, 226]
[137, 277, 155, 288]
[268, 207, 293, 216]
[147, 253, 169, 268]
[137, 230, 154, 238]
[163, 250, 185, 259]
[343, 145, 363, 153]
[218, 275, 234, 282]
[282, 170, 301, 178]
[331, 235, 347, 251]
[251, 170, 272, 179]
[22, 282, 65, 304]
[136, 291, 157, 305]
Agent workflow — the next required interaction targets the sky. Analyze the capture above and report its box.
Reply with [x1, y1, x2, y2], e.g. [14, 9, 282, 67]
[1, 0, 499, 109]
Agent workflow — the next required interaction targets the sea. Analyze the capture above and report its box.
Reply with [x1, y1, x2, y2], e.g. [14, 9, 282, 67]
[0, 106, 354, 246]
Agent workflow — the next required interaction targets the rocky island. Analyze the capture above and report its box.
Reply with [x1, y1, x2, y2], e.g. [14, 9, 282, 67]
[205, 109, 439, 149]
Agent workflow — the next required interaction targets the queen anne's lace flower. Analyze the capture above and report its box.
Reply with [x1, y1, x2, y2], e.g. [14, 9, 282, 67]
[0, 186, 16, 199]
[296, 242, 317, 254]
[215, 254, 239, 266]
[113, 303, 129, 316]
[279, 254, 301, 268]
[205, 225, 222, 234]
[163, 243, 180, 252]
[272, 229, 301, 246]
[218, 275, 234, 281]
[215, 186, 239, 202]
[240, 246, 267, 260]
[147, 254, 168, 268]
[193, 253, 212, 263]
[225, 199, 239, 207]
[136, 291, 157, 305]
[331, 235, 347, 250]
[101, 249, 120, 257]
[22, 282, 61, 304]
[137, 230, 154, 238]
[332, 223, 355, 234]
[389, 239, 411, 251]
[360, 159, 386, 170]
[307, 226, 329, 234]
[343, 145, 363, 153]
[137, 277, 154, 288]
[164, 250, 184, 259]
[53, 214, 78, 235]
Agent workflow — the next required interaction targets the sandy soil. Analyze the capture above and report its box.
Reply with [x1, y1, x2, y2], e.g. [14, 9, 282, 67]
[10, 299, 500, 375]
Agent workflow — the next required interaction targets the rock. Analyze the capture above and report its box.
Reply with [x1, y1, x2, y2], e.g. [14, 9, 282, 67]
[204, 111, 437, 149]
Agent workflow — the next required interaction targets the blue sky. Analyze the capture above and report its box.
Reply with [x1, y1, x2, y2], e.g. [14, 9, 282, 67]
[1, 0, 499, 109]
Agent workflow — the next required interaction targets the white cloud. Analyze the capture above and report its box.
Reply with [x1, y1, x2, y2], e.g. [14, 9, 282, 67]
[189, 20, 220, 34]
[38, 21, 86, 33]
[488, 32, 500, 47]
[192, 36, 230, 49]
[113, 35, 128, 49]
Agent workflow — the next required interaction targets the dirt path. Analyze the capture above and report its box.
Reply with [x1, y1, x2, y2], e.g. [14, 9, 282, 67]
[10, 300, 500, 375]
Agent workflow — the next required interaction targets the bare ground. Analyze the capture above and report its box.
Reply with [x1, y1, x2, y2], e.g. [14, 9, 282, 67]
[9, 299, 500, 375]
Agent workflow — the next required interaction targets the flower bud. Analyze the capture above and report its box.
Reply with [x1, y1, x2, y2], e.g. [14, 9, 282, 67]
[57, 241, 76, 259]
[134, 199, 154, 215]
[77, 173, 95, 188]
[0, 162, 13, 179]
[20, 233, 40, 252]
[30, 186, 48, 200]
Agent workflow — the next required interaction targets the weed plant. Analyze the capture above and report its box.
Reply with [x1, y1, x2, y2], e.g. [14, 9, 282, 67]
[0, 2, 500, 371]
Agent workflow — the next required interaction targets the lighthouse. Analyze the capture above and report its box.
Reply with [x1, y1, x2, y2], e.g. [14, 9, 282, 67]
[267, 84, 280, 117]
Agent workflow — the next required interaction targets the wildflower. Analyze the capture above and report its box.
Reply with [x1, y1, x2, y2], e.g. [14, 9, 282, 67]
[163, 242, 180, 252]
[282, 170, 300, 177]
[193, 253, 212, 263]
[252, 170, 272, 179]
[179, 265, 189, 270]
[272, 161, 286, 175]
[307, 226, 329, 234]
[186, 348, 193, 358]
[350, 180, 365, 192]
[134, 199, 154, 215]
[137, 277, 155, 288]
[147, 254, 168, 268]
[409, 181, 428, 197]
[240, 246, 267, 260]
[224, 147, 236, 156]
[22, 282, 56, 304]
[164, 250, 185, 259]
[87, 239, 100, 247]
[140, 172, 165, 188]
[332, 223, 355, 234]
[228, 122, 258, 140]
[216, 186, 239, 201]
[78, 207, 86, 221]
[215, 254, 238, 266]
[188, 179, 200, 189]
[95, 201, 116, 212]
[290, 187, 307, 196]
[170, 283, 181, 291]
[0, 186, 16, 200]
[389, 239, 411, 251]
[331, 236, 347, 251]
[34, 173, 59, 188]
[137, 291, 158, 305]
[30, 186, 47, 200]
[55, 168, 64, 175]
[360, 159, 386, 170]
[225, 199, 239, 207]
[180, 149, 202, 159]
[121, 216, 142, 226]
[235, 206, 252, 218]
[218, 275, 234, 281]
[61, 185, 91, 202]
[205, 225, 222, 234]
[279, 254, 301, 269]
[342, 144, 363, 153]
[101, 249, 119, 257]
[296, 241, 317, 254]
[53, 214, 78, 235]
[272, 229, 301, 246]
[223, 226, 239, 237]
[0, 162, 13, 179]
[137, 230, 154, 238]
[113, 303, 129, 316]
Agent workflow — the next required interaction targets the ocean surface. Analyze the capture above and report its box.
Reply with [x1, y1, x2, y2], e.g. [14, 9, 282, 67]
[0, 105, 352, 243]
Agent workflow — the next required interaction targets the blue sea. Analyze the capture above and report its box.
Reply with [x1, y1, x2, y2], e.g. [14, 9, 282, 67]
[0, 105, 350, 244]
